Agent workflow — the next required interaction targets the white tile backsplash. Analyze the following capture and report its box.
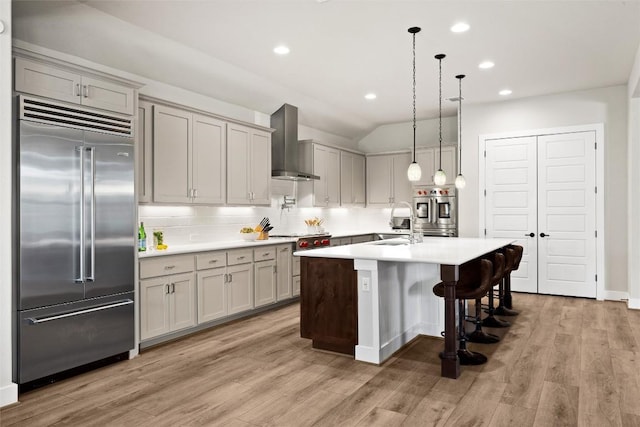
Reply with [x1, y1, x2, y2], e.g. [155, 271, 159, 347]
[139, 195, 391, 246]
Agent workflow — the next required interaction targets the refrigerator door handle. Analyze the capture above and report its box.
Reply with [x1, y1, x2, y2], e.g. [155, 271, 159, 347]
[76, 146, 85, 283]
[26, 299, 134, 324]
[86, 147, 96, 282]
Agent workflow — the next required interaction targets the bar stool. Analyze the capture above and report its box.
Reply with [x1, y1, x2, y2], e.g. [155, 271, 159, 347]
[481, 249, 511, 328]
[433, 256, 495, 365]
[503, 245, 524, 314]
[466, 250, 505, 344]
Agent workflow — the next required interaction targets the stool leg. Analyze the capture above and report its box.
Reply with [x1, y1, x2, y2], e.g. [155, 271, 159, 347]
[466, 298, 500, 343]
[482, 284, 511, 328]
[494, 276, 519, 316]
[503, 274, 519, 313]
[458, 300, 487, 365]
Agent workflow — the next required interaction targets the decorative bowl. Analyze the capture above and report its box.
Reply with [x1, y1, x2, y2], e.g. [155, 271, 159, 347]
[240, 232, 260, 241]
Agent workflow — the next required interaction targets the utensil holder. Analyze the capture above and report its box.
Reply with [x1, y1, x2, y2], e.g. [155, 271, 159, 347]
[258, 231, 269, 240]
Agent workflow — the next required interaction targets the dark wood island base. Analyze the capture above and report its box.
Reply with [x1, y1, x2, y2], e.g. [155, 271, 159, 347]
[299, 257, 358, 356]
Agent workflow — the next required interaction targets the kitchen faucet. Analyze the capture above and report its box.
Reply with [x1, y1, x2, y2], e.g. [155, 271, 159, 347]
[389, 201, 422, 244]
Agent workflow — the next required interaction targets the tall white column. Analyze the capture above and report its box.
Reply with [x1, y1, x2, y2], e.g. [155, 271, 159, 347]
[0, 0, 18, 407]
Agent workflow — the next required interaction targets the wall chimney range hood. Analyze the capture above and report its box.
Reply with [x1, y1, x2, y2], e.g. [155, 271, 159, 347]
[270, 104, 320, 181]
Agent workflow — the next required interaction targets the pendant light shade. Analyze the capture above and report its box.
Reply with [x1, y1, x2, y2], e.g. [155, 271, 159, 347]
[455, 74, 466, 189]
[434, 53, 446, 186]
[434, 169, 446, 186]
[407, 162, 422, 181]
[407, 27, 422, 182]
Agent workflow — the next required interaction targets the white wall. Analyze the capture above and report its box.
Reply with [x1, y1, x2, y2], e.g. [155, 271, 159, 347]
[299, 124, 358, 151]
[357, 116, 457, 153]
[459, 85, 628, 293]
[627, 41, 640, 308]
[0, 0, 18, 408]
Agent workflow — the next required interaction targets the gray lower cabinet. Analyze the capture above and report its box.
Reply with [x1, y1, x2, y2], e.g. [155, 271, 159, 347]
[351, 235, 375, 244]
[141, 244, 296, 346]
[196, 266, 227, 323]
[196, 249, 254, 323]
[292, 254, 301, 297]
[276, 245, 292, 300]
[226, 263, 254, 315]
[140, 264, 196, 341]
[254, 259, 277, 308]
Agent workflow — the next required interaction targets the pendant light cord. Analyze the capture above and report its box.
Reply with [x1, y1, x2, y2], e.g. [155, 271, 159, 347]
[458, 76, 462, 172]
[437, 55, 444, 169]
[412, 30, 417, 162]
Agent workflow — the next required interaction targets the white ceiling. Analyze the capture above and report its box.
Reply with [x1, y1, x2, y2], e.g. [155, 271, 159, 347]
[12, 0, 640, 141]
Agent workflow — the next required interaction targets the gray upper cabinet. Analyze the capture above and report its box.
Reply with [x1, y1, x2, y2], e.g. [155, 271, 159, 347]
[366, 152, 412, 206]
[414, 146, 457, 186]
[153, 105, 192, 204]
[340, 151, 366, 206]
[15, 57, 135, 115]
[227, 123, 272, 206]
[152, 104, 227, 204]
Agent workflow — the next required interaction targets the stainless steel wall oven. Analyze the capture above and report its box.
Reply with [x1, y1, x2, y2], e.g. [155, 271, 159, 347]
[413, 185, 457, 237]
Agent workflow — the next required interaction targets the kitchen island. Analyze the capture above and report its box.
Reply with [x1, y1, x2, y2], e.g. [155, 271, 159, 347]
[295, 237, 513, 379]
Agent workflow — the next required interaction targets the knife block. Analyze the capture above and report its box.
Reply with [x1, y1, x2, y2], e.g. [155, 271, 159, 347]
[257, 231, 269, 240]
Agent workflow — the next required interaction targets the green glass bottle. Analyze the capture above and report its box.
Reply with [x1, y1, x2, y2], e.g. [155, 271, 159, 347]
[138, 222, 147, 252]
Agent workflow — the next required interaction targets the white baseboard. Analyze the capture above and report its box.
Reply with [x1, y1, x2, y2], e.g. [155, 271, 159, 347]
[628, 298, 640, 310]
[603, 290, 629, 301]
[0, 382, 18, 408]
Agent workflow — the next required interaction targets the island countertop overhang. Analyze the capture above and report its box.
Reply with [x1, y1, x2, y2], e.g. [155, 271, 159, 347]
[294, 236, 515, 266]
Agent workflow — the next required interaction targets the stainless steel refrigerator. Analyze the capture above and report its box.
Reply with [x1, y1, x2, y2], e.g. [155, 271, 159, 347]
[15, 96, 135, 384]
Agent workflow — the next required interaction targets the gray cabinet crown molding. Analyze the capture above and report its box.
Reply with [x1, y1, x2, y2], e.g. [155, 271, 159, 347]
[140, 95, 275, 134]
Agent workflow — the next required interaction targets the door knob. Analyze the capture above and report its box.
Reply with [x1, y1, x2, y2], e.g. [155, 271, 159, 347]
[526, 233, 535, 237]
[540, 232, 549, 238]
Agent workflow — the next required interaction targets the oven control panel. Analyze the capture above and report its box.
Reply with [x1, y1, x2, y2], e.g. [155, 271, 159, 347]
[414, 186, 454, 197]
[298, 236, 331, 250]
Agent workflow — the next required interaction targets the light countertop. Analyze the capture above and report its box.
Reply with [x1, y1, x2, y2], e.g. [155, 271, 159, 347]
[138, 237, 299, 258]
[294, 237, 515, 266]
[137, 230, 401, 258]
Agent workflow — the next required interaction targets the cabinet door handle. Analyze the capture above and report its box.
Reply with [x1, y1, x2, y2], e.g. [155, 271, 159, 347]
[237, 256, 245, 260]
[171, 283, 175, 293]
[75, 83, 81, 97]
[228, 274, 233, 282]
[526, 233, 535, 237]
[166, 284, 170, 294]
[263, 253, 271, 257]
[193, 188, 198, 198]
[209, 260, 218, 264]
[540, 233, 550, 238]
[83, 85, 88, 98]
[164, 265, 175, 270]
[223, 273, 228, 283]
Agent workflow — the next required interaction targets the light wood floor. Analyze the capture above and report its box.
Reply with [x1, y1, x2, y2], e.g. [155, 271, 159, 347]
[2, 293, 640, 427]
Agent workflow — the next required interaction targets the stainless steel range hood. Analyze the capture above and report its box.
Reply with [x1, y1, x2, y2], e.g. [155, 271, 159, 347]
[270, 104, 320, 181]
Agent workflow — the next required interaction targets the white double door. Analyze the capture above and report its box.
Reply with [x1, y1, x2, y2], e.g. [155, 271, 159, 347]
[485, 131, 597, 298]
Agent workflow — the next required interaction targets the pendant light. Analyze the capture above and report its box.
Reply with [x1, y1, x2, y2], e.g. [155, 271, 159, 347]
[406, 27, 422, 182]
[455, 74, 466, 189]
[433, 54, 447, 186]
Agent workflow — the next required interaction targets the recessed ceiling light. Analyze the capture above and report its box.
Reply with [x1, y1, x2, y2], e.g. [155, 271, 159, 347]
[450, 22, 470, 33]
[273, 45, 290, 55]
[479, 61, 495, 69]
[499, 89, 512, 96]
[364, 93, 377, 100]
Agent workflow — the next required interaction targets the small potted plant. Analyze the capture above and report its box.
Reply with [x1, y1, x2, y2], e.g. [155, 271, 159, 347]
[153, 230, 167, 250]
